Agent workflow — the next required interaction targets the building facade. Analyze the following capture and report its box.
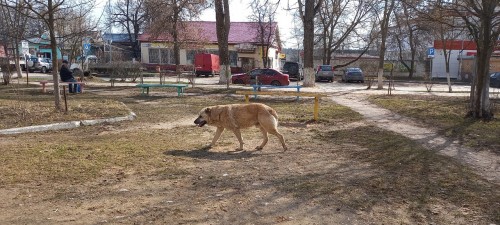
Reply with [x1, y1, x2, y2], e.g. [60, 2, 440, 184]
[138, 21, 282, 72]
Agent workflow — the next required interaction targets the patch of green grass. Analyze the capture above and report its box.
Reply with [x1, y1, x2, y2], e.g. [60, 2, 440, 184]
[369, 95, 500, 154]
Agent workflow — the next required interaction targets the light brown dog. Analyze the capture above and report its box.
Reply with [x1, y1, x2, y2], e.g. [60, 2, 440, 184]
[194, 103, 287, 151]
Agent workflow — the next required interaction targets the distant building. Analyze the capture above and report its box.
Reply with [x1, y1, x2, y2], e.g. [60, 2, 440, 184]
[23, 33, 62, 59]
[431, 39, 500, 80]
[138, 21, 283, 71]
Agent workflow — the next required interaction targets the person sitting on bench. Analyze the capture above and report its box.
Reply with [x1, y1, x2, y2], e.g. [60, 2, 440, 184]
[60, 60, 78, 93]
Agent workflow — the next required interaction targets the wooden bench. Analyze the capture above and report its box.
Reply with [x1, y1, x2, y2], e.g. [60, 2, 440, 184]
[136, 83, 188, 96]
[235, 91, 327, 121]
[39, 80, 85, 93]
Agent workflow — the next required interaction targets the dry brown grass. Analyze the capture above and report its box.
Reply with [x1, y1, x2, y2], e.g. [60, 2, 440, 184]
[368, 95, 500, 154]
[0, 83, 498, 224]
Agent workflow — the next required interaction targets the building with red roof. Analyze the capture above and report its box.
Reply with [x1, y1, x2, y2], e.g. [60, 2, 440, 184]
[138, 21, 283, 71]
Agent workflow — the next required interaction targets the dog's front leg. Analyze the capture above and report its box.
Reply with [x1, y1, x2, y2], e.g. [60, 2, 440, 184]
[231, 129, 244, 151]
[210, 127, 225, 147]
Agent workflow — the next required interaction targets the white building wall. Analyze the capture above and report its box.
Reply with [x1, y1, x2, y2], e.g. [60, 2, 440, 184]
[431, 49, 460, 79]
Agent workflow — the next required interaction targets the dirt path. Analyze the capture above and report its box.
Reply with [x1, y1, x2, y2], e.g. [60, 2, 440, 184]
[329, 92, 500, 184]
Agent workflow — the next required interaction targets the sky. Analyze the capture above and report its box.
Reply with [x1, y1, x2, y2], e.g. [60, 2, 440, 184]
[93, 0, 297, 48]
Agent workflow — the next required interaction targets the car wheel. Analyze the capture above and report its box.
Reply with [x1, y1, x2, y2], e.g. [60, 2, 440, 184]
[271, 81, 281, 86]
[41, 67, 47, 73]
[233, 79, 244, 84]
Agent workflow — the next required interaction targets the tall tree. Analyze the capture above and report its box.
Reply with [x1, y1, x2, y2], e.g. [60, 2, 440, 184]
[21, 0, 95, 110]
[249, 0, 279, 68]
[316, 0, 374, 65]
[298, 0, 323, 87]
[410, 0, 499, 119]
[0, 0, 29, 78]
[106, 0, 147, 59]
[451, 0, 500, 119]
[376, 0, 395, 89]
[145, 0, 206, 70]
[390, 0, 425, 79]
[215, 0, 230, 86]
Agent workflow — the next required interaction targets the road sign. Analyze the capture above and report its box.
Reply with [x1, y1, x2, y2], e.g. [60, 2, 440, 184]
[427, 47, 435, 58]
[83, 43, 91, 50]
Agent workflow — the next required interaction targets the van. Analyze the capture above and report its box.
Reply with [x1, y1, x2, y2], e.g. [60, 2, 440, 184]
[315, 65, 334, 82]
[194, 53, 220, 77]
[281, 61, 303, 80]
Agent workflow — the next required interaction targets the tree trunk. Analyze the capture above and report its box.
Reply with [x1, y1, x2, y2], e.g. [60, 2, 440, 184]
[302, 0, 316, 87]
[470, 49, 492, 119]
[215, 0, 231, 87]
[377, 0, 394, 90]
[48, 0, 61, 110]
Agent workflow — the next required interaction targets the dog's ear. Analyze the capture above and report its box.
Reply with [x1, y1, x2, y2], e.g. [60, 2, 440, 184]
[204, 107, 211, 115]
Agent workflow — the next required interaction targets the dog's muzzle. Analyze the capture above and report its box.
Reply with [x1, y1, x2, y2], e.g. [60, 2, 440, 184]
[194, 117, 207, 127]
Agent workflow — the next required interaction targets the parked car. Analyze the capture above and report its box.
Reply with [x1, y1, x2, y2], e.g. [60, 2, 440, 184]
[281, 61, 303, 80]
[231, 68, 290, 86]
[342, 68, 364, 83]
[315, 65, 334, 82]
[491, 72, 500, 88]
[7, 56, 26, 71]
[26, 57, 52, 73]
[345, 67, 363, 73]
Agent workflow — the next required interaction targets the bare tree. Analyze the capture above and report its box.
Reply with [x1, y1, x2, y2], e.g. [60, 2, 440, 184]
[21, 0, 95, 110]
[0, 0, 30, 78]
[145, 0, 207, 70]
[451, 0, 500, 119]
[375, 0, 395, 89]
[298, 0, 323, 87]
[106, 0, 147, 59]
[390, 0, 429, 79]
[215, 0, 231, 86]
[409, 0, 499, 119]
[316, 0, 374, 65]
[249, 0, 279, 69]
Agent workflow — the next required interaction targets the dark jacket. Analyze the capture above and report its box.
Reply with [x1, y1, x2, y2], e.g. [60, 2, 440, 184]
[60, 64, 74, 82]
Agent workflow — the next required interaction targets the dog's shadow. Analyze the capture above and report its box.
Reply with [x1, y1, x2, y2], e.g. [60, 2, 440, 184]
[164, 146, 264, 160]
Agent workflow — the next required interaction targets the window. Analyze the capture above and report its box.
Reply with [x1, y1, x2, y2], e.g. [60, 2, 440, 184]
[250, 69, 262, 77]
[320, 65, 332, 71]
[149, 48, 173, 64]
[149, 49, 160, 63]
[161, 49, 170, 64]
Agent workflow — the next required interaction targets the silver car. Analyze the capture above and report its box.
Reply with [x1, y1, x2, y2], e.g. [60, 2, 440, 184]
[315, 65, 334, 82]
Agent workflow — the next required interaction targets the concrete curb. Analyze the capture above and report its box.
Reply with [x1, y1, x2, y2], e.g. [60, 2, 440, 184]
[0, 112, 136, 135]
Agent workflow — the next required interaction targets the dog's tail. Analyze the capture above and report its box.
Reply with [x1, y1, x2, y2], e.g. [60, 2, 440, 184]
[268, 108, 279, 121]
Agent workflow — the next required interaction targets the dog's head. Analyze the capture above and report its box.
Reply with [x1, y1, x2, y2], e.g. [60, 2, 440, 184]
[194, 107, 211, 127]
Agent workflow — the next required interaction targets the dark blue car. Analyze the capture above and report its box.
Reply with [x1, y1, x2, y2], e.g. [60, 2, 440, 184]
[491, 72, 500, 88]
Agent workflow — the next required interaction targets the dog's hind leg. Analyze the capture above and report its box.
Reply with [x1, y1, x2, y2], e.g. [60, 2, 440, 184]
[210, 127, 225, 147]
[256, 125, 269, 150]
[259, 116, 288, 151]
[268, 129, 287, 151]
[231, 129, 244, 151]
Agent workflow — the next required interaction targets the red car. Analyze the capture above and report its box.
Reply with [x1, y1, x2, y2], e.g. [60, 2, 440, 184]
[231, 68, 290, 86]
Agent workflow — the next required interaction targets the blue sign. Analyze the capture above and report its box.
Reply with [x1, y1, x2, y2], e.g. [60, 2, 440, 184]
[427, 47, 435, 58]
[83, 43, 91, 50]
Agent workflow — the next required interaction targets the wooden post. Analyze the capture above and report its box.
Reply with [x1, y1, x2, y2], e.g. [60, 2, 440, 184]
[314, 96, 319, 121]
[63, 86, 68, 113]
[245, 94, 249, 103]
